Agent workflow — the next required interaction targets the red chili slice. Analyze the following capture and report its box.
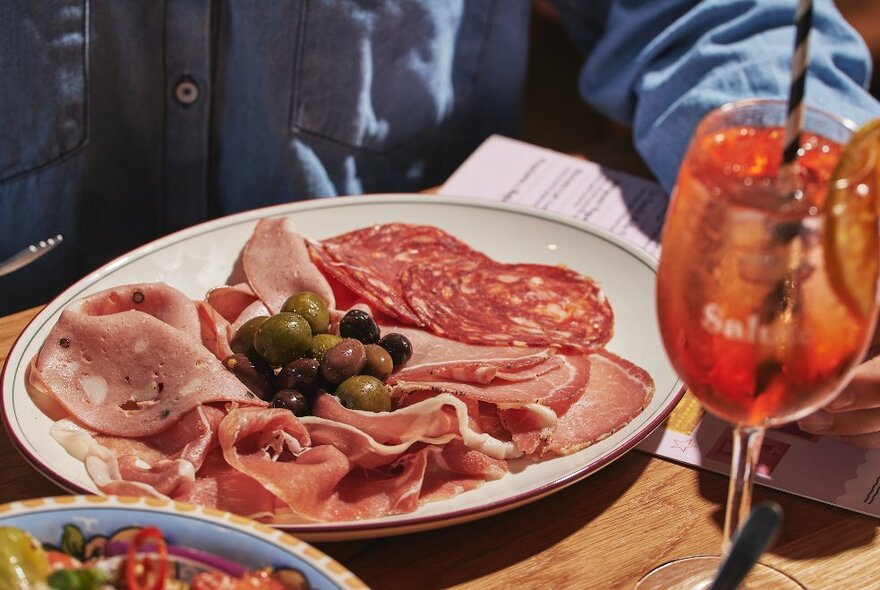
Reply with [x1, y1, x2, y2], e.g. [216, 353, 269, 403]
[126, 526, 169, 590]
[402, 259, 614, 351]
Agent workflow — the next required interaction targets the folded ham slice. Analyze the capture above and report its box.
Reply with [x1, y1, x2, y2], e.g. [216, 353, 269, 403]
[173, 449, 279, 519]
[32, 308, 263, 437]
[219, 405, 509, 522]
[390, 353, 590, 406]
[309, 392, 521, 459]
[387, 325, 560, 384]
[243, 217, 336, 314]
[420, 439, 508, 502]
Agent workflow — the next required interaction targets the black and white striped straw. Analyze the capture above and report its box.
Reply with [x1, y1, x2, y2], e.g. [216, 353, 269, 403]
[782, 0, 814, 166]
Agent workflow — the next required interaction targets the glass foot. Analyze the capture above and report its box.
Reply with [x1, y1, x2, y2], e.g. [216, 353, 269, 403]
[634, 555, 804, 590]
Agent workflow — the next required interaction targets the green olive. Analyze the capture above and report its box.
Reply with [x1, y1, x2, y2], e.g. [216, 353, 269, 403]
[308, 333, 343, 363]
[230, 315, 269, 357]
[253, 312, 313, 367]
[282, 291, 330, 334]
[335, 375, 391, 412]
[362, 344, 393, 381]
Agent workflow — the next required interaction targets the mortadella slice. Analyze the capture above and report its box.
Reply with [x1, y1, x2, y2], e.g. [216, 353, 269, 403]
[32, 308, 264, 437]
[242, 217, 336, 314]
[72, 283, 202, 342]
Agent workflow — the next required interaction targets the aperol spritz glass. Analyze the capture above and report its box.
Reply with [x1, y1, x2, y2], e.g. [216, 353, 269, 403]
[639, 99, 879, 588]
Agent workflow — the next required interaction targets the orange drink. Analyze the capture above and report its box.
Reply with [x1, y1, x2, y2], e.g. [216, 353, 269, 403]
[638, 99, 879, 589]
[658, 125, 876, 427]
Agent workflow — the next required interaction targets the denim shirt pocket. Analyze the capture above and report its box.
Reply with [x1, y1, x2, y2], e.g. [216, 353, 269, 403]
[290, 0, 495, 153]
[0, 0, 88, 183]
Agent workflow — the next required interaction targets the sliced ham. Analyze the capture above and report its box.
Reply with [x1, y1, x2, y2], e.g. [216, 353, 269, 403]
[322, 449, 429, 519]
[420, 440, 508, 502]
[52, 405, 227, 497]
[32, 308, 263, 437]
[93, 404, 226, 470]
[218, 406, 349, 521]
[390, 353, 591, 406]
[498, 404, 558, 455]
[109, 456, 196, 496]
[174, 449, 279, 519]
[50, 419, 167, 499]
[231, 300, 270, 332]
[386, 325, 559, 385]
[544, 350, 654, 455]
[242, 217, 335, 314]
[308, 392, 521, 459]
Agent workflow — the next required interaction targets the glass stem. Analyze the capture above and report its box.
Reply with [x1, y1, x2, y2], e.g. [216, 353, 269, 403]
[722, 425, 766, 554]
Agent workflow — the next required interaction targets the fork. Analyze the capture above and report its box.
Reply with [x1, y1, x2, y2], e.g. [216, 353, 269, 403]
[0, 234, 63, 278]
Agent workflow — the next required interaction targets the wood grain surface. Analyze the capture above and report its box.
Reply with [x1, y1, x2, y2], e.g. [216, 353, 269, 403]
[2, 306, 879, 589]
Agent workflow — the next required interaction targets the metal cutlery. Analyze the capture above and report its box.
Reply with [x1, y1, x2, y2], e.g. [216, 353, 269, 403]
[0, 234, 63, 278]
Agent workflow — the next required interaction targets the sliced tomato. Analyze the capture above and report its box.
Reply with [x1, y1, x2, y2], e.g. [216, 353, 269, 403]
[46, 549, 82, 571]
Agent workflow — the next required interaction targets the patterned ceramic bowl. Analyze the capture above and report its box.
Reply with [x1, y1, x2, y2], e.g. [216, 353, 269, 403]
[0, 495, 366, 588]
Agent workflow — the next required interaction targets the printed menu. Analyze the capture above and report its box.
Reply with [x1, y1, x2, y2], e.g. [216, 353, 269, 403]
[439, 134, 880, 519]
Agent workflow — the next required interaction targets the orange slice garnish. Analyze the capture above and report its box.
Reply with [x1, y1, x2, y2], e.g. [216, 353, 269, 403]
[824, 118, 880, 318]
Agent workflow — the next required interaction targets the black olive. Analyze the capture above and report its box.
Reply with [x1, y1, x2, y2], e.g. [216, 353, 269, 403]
[339, 309, 380, 344]
[321, 338, 367, 385]
[272, 389, 311, 416]
[224, 354, 275, 400]
[379, 333, 413, 367]
[277, 358, 320, 394]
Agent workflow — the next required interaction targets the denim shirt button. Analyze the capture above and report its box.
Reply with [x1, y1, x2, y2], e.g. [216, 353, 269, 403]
[173, 77, 200, 106]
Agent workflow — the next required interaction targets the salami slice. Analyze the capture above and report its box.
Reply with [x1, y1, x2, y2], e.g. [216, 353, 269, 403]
[307, 240, 422, 324]
[314, 223, 490, 325]
[402, 259, 614, 351]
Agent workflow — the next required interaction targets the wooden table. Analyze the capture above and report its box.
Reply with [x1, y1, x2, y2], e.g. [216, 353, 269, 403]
[2, 307, 879, 588]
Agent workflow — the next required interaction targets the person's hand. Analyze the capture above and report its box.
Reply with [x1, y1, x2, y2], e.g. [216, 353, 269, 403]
[797, 354, 880, 448]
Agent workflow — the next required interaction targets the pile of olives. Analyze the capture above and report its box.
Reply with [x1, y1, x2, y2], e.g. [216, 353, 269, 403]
[223, 291, 413, 415]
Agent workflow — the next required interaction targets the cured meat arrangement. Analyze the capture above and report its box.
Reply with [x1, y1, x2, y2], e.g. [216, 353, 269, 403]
[28, 218, 654, 523]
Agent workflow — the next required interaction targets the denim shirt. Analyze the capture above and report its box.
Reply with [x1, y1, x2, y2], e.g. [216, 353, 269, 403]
[1, 0, 877, 314]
